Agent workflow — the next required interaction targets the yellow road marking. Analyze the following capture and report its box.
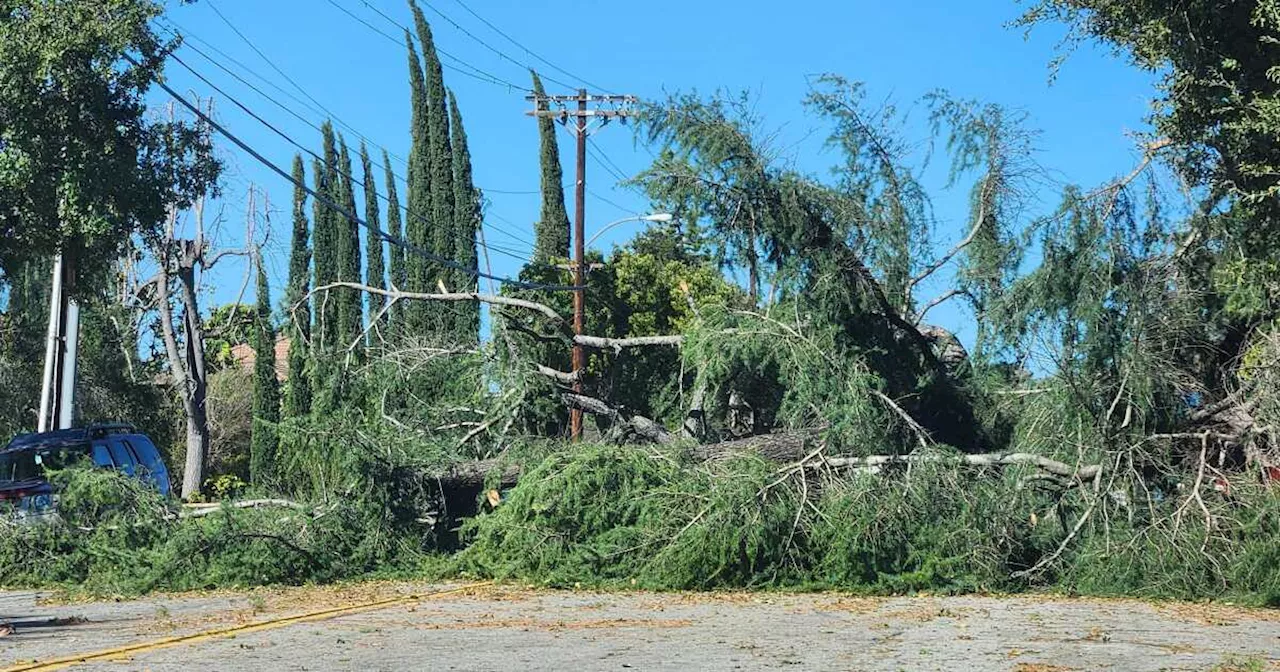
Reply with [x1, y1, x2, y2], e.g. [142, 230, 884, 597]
[3, 581, 492, 672]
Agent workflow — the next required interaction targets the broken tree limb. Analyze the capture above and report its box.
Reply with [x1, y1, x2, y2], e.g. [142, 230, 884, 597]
[561, 392, 619, 420]
[573, 334, 685, 352]
[871, 390, 932, 448]
[308, 282, 688, 353]
[306, 282, 564, 323]
[561, 392, 676, 444]
[821, 452, 1101, 481]
[434, 459, 522, 490]
[535, 364, 581, 385]
[179, 499, 308, 518]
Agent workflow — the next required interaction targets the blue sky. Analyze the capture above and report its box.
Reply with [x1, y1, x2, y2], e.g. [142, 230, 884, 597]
[156, 0, 1158, 347]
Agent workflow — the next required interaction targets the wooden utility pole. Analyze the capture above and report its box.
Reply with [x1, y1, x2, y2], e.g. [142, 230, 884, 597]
[527, 90, 636, 440]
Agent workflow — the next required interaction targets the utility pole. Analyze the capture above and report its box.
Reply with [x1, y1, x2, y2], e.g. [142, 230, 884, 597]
[527, 90, 636, 440]
[37, 252, 80, 432]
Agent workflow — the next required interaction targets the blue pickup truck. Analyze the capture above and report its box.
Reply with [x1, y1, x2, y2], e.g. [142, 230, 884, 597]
[0, 424, 171, 521]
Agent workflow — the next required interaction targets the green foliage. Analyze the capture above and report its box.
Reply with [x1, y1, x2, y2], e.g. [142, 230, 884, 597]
[460, 444, 803, 589]
[410, 2, 455, 335]
[531, 70, 570, 264]
[335, 138, 363, 357]
[383, 150, 407, 330]
[283, 154, 312, 420]
[448, 90, 481, 344]
[206, 367, 252, 483]
[360, 143, 387, 336]
[460, 445, 1038, 593]
[403, 34, 430, 330]
[0, 466, 430, 596]
[312, 128, 340, 354]
[683, 308, 896, 450]
[0, 259, 174, 446]
[805, 75, 933, 313]
[502, 227, 742, 436]
[202, 303, 255, 371]
[250, 263, 280, 488]
[0, 0, 219, 281]
[813, 464, 1046, 594]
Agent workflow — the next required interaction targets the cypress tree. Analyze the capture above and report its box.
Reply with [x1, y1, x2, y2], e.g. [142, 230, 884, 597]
[336, 137, 363, 354]
[531, 70, 570, 263]
[313, 124, 340, 354]
[250, 260, 280, 488]
[283, 155, 312, 419]
[410, 2, 455, 300]
[448, 90, 480, 344]
[384, 150, 407, 331]
[361, 142, 387, 339]
[404, 33, 432, 331]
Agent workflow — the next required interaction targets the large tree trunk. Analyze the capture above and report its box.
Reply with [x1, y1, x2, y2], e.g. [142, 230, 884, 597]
[175, 259, 210, 499]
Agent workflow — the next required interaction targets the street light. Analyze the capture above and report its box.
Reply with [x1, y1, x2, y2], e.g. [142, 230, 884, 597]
[585, 213, 674, 250]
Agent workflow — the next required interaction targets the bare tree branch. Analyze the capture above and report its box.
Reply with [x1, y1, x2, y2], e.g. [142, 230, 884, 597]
[573, 334, 685, 352]
[306, 281, 565, 323]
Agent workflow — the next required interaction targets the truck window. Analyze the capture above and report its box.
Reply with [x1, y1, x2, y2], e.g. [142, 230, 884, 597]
[106, 441, 136, 476]
[0, 443, 91, 481]
[91, 443, 114, 468]
[121, 439, 157, 472]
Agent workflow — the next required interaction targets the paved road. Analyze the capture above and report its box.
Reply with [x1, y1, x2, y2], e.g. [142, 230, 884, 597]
[2, 582, 1278, 671]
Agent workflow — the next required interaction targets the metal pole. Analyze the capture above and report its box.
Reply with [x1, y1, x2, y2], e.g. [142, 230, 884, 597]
[571, 88, 588, 441]
[57, 294, 80, 430]
[37, 255, 65, 433]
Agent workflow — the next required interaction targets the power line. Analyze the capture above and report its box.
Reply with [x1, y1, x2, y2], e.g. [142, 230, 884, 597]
[322, 0, 524, 90]
[164, 22, 540, 249]
[589, 137, 630, 181]
[449, 0, 614, 94]
[586, 141, 628, 183]
[141, 54, 570, 291]
[173, 8, 418, 171]
[170, 22, 537, 198]
[353, 0, 538, 93]
[204, 0, 336, 118]
[167, 51, 539, 265]
[165, 20, 333, 129]
[415, 0, 581, 91]
[588, 188, 637, 216]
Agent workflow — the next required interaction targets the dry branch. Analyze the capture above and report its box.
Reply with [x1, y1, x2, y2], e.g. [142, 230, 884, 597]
[573, 334, 685, 352]
[306, 282, 563, 322]
[820, 452, 1101, 481]
[307, 282, 686, 353]
[179, 499, 308, 519]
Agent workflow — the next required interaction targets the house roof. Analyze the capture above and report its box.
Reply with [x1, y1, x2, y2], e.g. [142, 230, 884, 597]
[229, 337, 291, 381]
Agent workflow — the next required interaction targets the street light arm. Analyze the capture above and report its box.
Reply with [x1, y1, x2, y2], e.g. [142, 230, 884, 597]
[585, 213, 674, 250]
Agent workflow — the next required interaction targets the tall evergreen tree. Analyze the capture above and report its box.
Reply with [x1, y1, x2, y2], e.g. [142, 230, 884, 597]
[384, 151, 407, 331]
[531, 71, 570, 263]
[404, 33, 432, 331]
[410, 2, 455, 301]
[336, 137, 363, 354]
[448, 91, 481, 343]
[284, 155, 312, 419]
[313, 125, 340, 354]
[361, 143, 387, 338]
[250, 260, 280, 488]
